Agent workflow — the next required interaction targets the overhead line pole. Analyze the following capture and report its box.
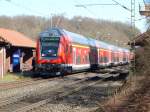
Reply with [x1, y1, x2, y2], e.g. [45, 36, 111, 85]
[131, 0, 136, 77]
[131, 0, 136, 33]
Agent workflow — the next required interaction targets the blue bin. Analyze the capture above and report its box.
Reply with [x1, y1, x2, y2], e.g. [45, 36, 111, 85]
[12, 50, 21, 72]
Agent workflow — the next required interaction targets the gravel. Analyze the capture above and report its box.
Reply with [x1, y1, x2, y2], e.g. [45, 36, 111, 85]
[30, 81, 123, 112]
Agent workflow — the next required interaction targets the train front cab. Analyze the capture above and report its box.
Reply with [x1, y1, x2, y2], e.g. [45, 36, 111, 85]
[35, 28, 73, 76]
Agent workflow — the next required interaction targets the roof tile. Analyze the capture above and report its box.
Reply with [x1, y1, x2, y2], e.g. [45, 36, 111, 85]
[0, 28, 36, 48]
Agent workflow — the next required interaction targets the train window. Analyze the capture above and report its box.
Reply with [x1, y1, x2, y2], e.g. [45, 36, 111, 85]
[113, 57, 116, 62]
[83, 55, 87, 64]
[117, 57, 119, 62]
[73, 48, 76, 64]
[104, 57, 108, 63]
[100, 57, 104, 63]
[81, 50, 84, 64]
[115, 57, 117, 62]
[76, 55, 81, 64]
[123, 55, 126, 61]
[65, 46, 68, 54]
[70, 46, 72, 53]
[41, 41, 59, 57]
[111, 53, 114, 62]
[85, 54, 89, 64]
[66, 45, 72, 54]
[126, 56, 128, 61]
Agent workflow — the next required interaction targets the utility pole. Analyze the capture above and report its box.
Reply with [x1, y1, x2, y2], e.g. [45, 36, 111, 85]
[129, 0, 136, 80]
[131, 0, 135, 34]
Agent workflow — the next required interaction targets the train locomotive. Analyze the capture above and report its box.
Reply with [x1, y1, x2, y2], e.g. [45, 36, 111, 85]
[35, 27, 132, 76]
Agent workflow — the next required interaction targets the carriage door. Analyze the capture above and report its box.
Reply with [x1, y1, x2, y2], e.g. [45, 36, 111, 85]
[73, 47, 76, 65]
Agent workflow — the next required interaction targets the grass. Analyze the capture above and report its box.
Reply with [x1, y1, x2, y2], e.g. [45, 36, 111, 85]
[0, 73, 30, 83]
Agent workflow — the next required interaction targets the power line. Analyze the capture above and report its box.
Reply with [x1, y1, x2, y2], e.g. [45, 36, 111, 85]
[4, 0, 48, 16]
[111, 0, 131, 12]
[132, 16, 148, 21]
[75, 5, 97, 17]
[76, 1, 131, 13]
[75, 1, 132, 17]
[75, 3, 117, 7]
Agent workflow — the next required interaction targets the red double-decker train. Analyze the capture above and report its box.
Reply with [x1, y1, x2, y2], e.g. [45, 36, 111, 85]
[35, 27, 132, 76]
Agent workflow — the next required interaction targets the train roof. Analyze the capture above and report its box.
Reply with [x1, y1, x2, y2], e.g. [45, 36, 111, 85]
[94, 39, 123, 51]
[39, 27, 63, 37]
[40, 27, 130, 52]
[63, 29, 90, 45]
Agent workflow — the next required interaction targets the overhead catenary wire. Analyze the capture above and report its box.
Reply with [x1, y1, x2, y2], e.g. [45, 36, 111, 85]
[75, 3, 117, 7]
[135, 16, 148, 21]
[111, 0, 131, 12]
[4, 0, 68, 28]
[4, 0, 48, 17]
[75, 4, 97, 17]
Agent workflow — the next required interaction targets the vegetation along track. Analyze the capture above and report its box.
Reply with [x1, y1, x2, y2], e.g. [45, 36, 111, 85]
[0, 72, 126, 112]
[0, 78, 44, 91]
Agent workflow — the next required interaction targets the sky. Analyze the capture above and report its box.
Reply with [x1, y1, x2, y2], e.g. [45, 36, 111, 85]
[0, 0, 148, 32]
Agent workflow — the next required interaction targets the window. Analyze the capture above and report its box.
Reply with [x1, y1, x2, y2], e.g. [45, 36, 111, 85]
[100, 56, 104, 63]
[73, 48, 76, 64]
[76, 55, 81, 64]
[85, 54, 89, 64]
[70, 46, 72, 53]
[104, 57, 108, 63]
[40, 38, 60, 58]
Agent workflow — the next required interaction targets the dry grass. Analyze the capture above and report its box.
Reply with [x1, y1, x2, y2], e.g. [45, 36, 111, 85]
[0, 73, 30, 83]
[97, 75, 150, 112]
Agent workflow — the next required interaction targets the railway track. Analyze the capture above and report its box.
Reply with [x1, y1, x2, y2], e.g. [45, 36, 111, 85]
[0, 72, 87, 98]
[13, 78, 103, 112]
[0, 66, 129, 112]
[0, 71, 90, 91]
[0, 72, 99, 107]
[0, 66, 128, 99]
[0, 72, 126, 112]
[0, 65, 128, 91]
[0, 76, 64, 100]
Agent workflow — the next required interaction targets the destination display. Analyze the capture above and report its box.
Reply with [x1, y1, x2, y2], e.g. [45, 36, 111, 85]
[41, 37, 60, 42]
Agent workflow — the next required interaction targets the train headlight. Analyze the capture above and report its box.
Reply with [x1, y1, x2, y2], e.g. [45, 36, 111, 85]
[42, 54, 45, 56]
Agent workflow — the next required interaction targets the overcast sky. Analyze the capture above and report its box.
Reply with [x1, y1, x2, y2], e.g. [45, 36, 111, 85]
[0, 0, 148, 32]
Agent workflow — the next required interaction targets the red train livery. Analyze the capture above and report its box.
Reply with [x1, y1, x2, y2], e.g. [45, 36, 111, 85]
[35, 27, 132, 76]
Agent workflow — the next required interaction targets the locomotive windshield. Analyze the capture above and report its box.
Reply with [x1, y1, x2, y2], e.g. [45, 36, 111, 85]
[40, 37, 60, 58]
